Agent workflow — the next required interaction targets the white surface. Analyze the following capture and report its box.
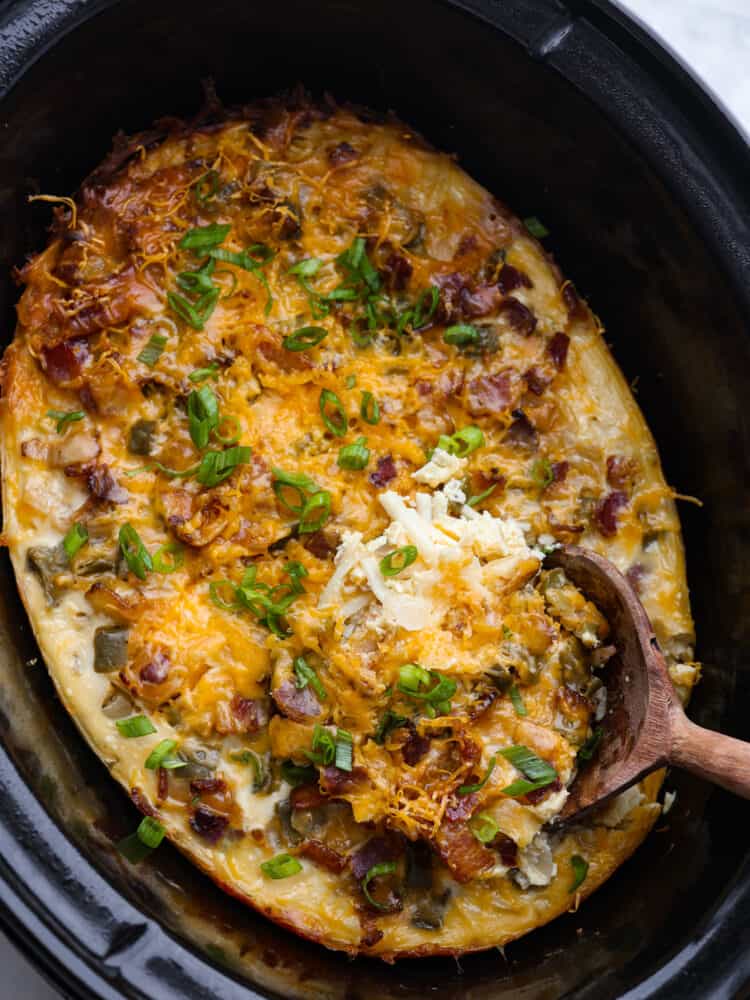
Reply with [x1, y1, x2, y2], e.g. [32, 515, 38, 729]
[2, 2, 749, 997]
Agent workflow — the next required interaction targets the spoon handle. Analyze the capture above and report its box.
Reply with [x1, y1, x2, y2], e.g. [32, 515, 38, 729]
[669, 708, 750, 798]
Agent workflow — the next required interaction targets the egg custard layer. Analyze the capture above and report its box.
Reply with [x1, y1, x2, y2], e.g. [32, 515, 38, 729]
[0, 97, 696, 958]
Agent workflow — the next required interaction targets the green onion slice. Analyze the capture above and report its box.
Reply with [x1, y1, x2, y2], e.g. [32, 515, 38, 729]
[167, 287, 220, 330]
[137, 333, 167, 368]
[47, 409, 85, 434]
[282, 326, 328, 351]
[458, 755, 497, 795]
[444, 324, 480, 346]
[213, 414, 241, 446]
[293, 656, 327, 701]
[397, 665, 456, 717]
[288, 257, 323, 278]
[306, 723, 336, 766]
[188, 362, 220, 382]
[118, 523, 153, 580]
[334, 728, 353, 772]
[467, 483, 499, 507]
[360, 391, 380, 425]
[116, 715, 157, 738]
[337, 436, 370, 470]
[509, 684, 527, 717]
[298, 490, 331, 534]
[471, 812, 499, 845]
[145, 739, 186, 770]
[187, 385, 220, 449]
[63, 522, 88, 560]
[209, 580, 241, 612]
[345, 374, 357, 389]
[192, 170, 219, 204]
[272, 468, 320, 514]
[380, 546, 418, 577]
[261, 853, 302, 879]
[319, 389, 348, 436]
[361, 861, 397, 910]
[569, 854, 589, 892]
[577, 726, 603, 762]
[523, 215, 550, 238]
[179, 222, 231, 252]
[531, 457, 554, 489]
[373, 710, 408, 745]
[117, 816, 166, 863]
[499, 745, 557, 796]
[196, 445, 251, 487]
[152, 542, 184, 574]
[447, 425, 485, 458]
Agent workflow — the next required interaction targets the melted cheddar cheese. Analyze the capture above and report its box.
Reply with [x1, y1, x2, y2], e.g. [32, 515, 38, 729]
[0, 96, 696, 959]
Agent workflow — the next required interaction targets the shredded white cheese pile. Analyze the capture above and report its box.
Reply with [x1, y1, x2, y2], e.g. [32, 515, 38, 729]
[319, 460, 541, 632]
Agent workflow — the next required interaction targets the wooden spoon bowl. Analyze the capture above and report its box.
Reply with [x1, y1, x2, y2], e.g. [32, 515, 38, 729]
[547, 546, 750, 823]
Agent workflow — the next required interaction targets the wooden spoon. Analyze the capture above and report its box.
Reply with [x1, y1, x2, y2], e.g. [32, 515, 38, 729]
[547, 545, 750, 823]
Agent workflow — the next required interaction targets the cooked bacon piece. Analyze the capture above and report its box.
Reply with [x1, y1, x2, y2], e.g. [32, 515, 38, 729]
[350, 835, 404, 881]
[85, 463, 128, 504]
[505, 411, 538, 449]
[445, 792, 477, 823]
[382, 252, 413, 292]
[320, 765, 366, 796]
[290, 784, 329, 810]
[328, 141, 358, 166]
[626, 562, 646, 594]
[157, 767, 168, 802]
[139, 651, 170, 685]
[41, 338, 90, 385]
[358, 916, 384, 948]
[299, 839, 347, 874]
[497, 264, 532, 295]
[230, 694, 267, 733]
[562, 282, 585, 319]
[434, 272, 470, 324]
[456, 232, 478, 256]
[130, 787, 158, 817]
[369, 455, 397, 488]
[303, 528, 341, 560]
[459, 282, 501, 318]
[401, 728, 430, 766]
[551, 460, 569, 485]
[557, 684, 592, 727]
[606, 455, 639, 493]
[493, 832, 518, 868]
[467, 371, 512, 416]
[469, 687, 498, 720]
[524, 776, 562, 806]
[499, 296, 537, 336]
[547, 331, 570, 369]
[189, 805, 229, 843]
[273, 680, 322, 721]
[524, 365, 552, 396]
[434, 818, 495, 883]
[594, 490, 628, 537]
[190, 777, 227, 797]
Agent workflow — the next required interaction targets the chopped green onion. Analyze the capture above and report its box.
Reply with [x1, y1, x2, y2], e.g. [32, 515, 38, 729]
[118, 523, 152, 580]
[334, 728, 353, 772]
[345, 375, 357, 389]
[62, 522, 88, 560]
[524, 216, 550, 239]
[272, 468, 320, 514]
[350, 322, 373, 348]
[441, 425, 485, 458]
[298, 490, 331, 534]
[509, 684, 527, 717]
[337, 436, 370, 470]
[261, 853, 302, 879]
[373, 710, 408, 745]
[319, 389, 348, 436]
[209, 579, 241, 611]
[361, 861, 397, 910]
[577, 726, 603, 763]
[188, 362, 220, 383]
[413, 286, 440, 328]
[145, 739, 184, 770]
[137, 333, 167, 368]
[458, 755, 497, 795]
[213, 414, 241, 446]
[196, 445, 251, 487]
[282, 325, 328, 351]
[293, 656, 327, 701]
[499, 745, 557, 796]
[467, 483, 499, 508]
[531, 457, 554, 489]
[152, 542, 184, 574]
[471, 812, 499, 845]
[47, 409, 84, 434]
[397, 665, 457, 717]
[398, 663, 431, 694]
[116, 715, 157, 738]
[187, 385, 220, 449]
[306, 723, 336, 766]
[176, 256, 216, 296]
[501, 778, 555, 797]
[569, 854, 589, 892]
[167, 287, 220, 330]
[280, 760, 317, 787]
[179, 222, 231, 252]
[117, 816, 166, 863]
[380, 546, 418, 577]
[231, 750, 268, 792]
[288, 257, 323, 278]
[285, 561, 308, 589]
[209, 243, 275, 314]
[444, 324, 480, 346]
[192, 170, 219, 204]
[360, 391, 380, 425]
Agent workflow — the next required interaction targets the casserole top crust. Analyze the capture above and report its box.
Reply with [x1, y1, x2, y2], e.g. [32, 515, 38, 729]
[0, 96, 696, 958]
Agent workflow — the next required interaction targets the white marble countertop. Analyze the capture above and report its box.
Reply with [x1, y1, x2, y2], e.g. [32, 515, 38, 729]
[2, 1, 749, 997]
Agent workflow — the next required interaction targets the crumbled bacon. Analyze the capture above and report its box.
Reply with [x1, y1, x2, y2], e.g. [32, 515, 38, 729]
[547, 331, 570, 369]
[299, 839, 347, 874]
[551, 460, 569, 485]
[445, 792, 477, 823]
[189, 806, 229, 843]
[230, 694, 267, 733]
[505, 411, 538, 449]
[350, 836, 403, 881]
[626, 562, 646, 594]
[369, 455, 397, 488]
[459, 282, 501, 318]
[524, 776, 562, 806]
[594, 490, 628, 537]
[456, 232, 478, 256]
[190, 777, 227, 797]
[606, 455, 639, 493]
[435, 818, 495, 883]
[382, 252, 413, 292]
[524, 366, 552, 396]
[130, 787, 157, 817]
[139, 652, 170, 685]
[83, 463, 128, 503]
[290, 784, 329, 810]
[320, 765, 366, 796]
[498, 296, 537, 336]
[41, 338, 90, 384]
[303, 528, 341, 560]
[562, 282, 585, 319]
[493, 832, 518, 868]
[497, 264, 532, 294]
[157, 767, 168, 802]
[401, 728, 430, 766]
[466, 371, 512, 415]
[433, 272, 470, 324]
[272, 680, 321, 721]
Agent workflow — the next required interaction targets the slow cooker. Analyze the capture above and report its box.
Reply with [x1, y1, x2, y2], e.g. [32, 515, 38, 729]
[0, 1, 749, 996]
